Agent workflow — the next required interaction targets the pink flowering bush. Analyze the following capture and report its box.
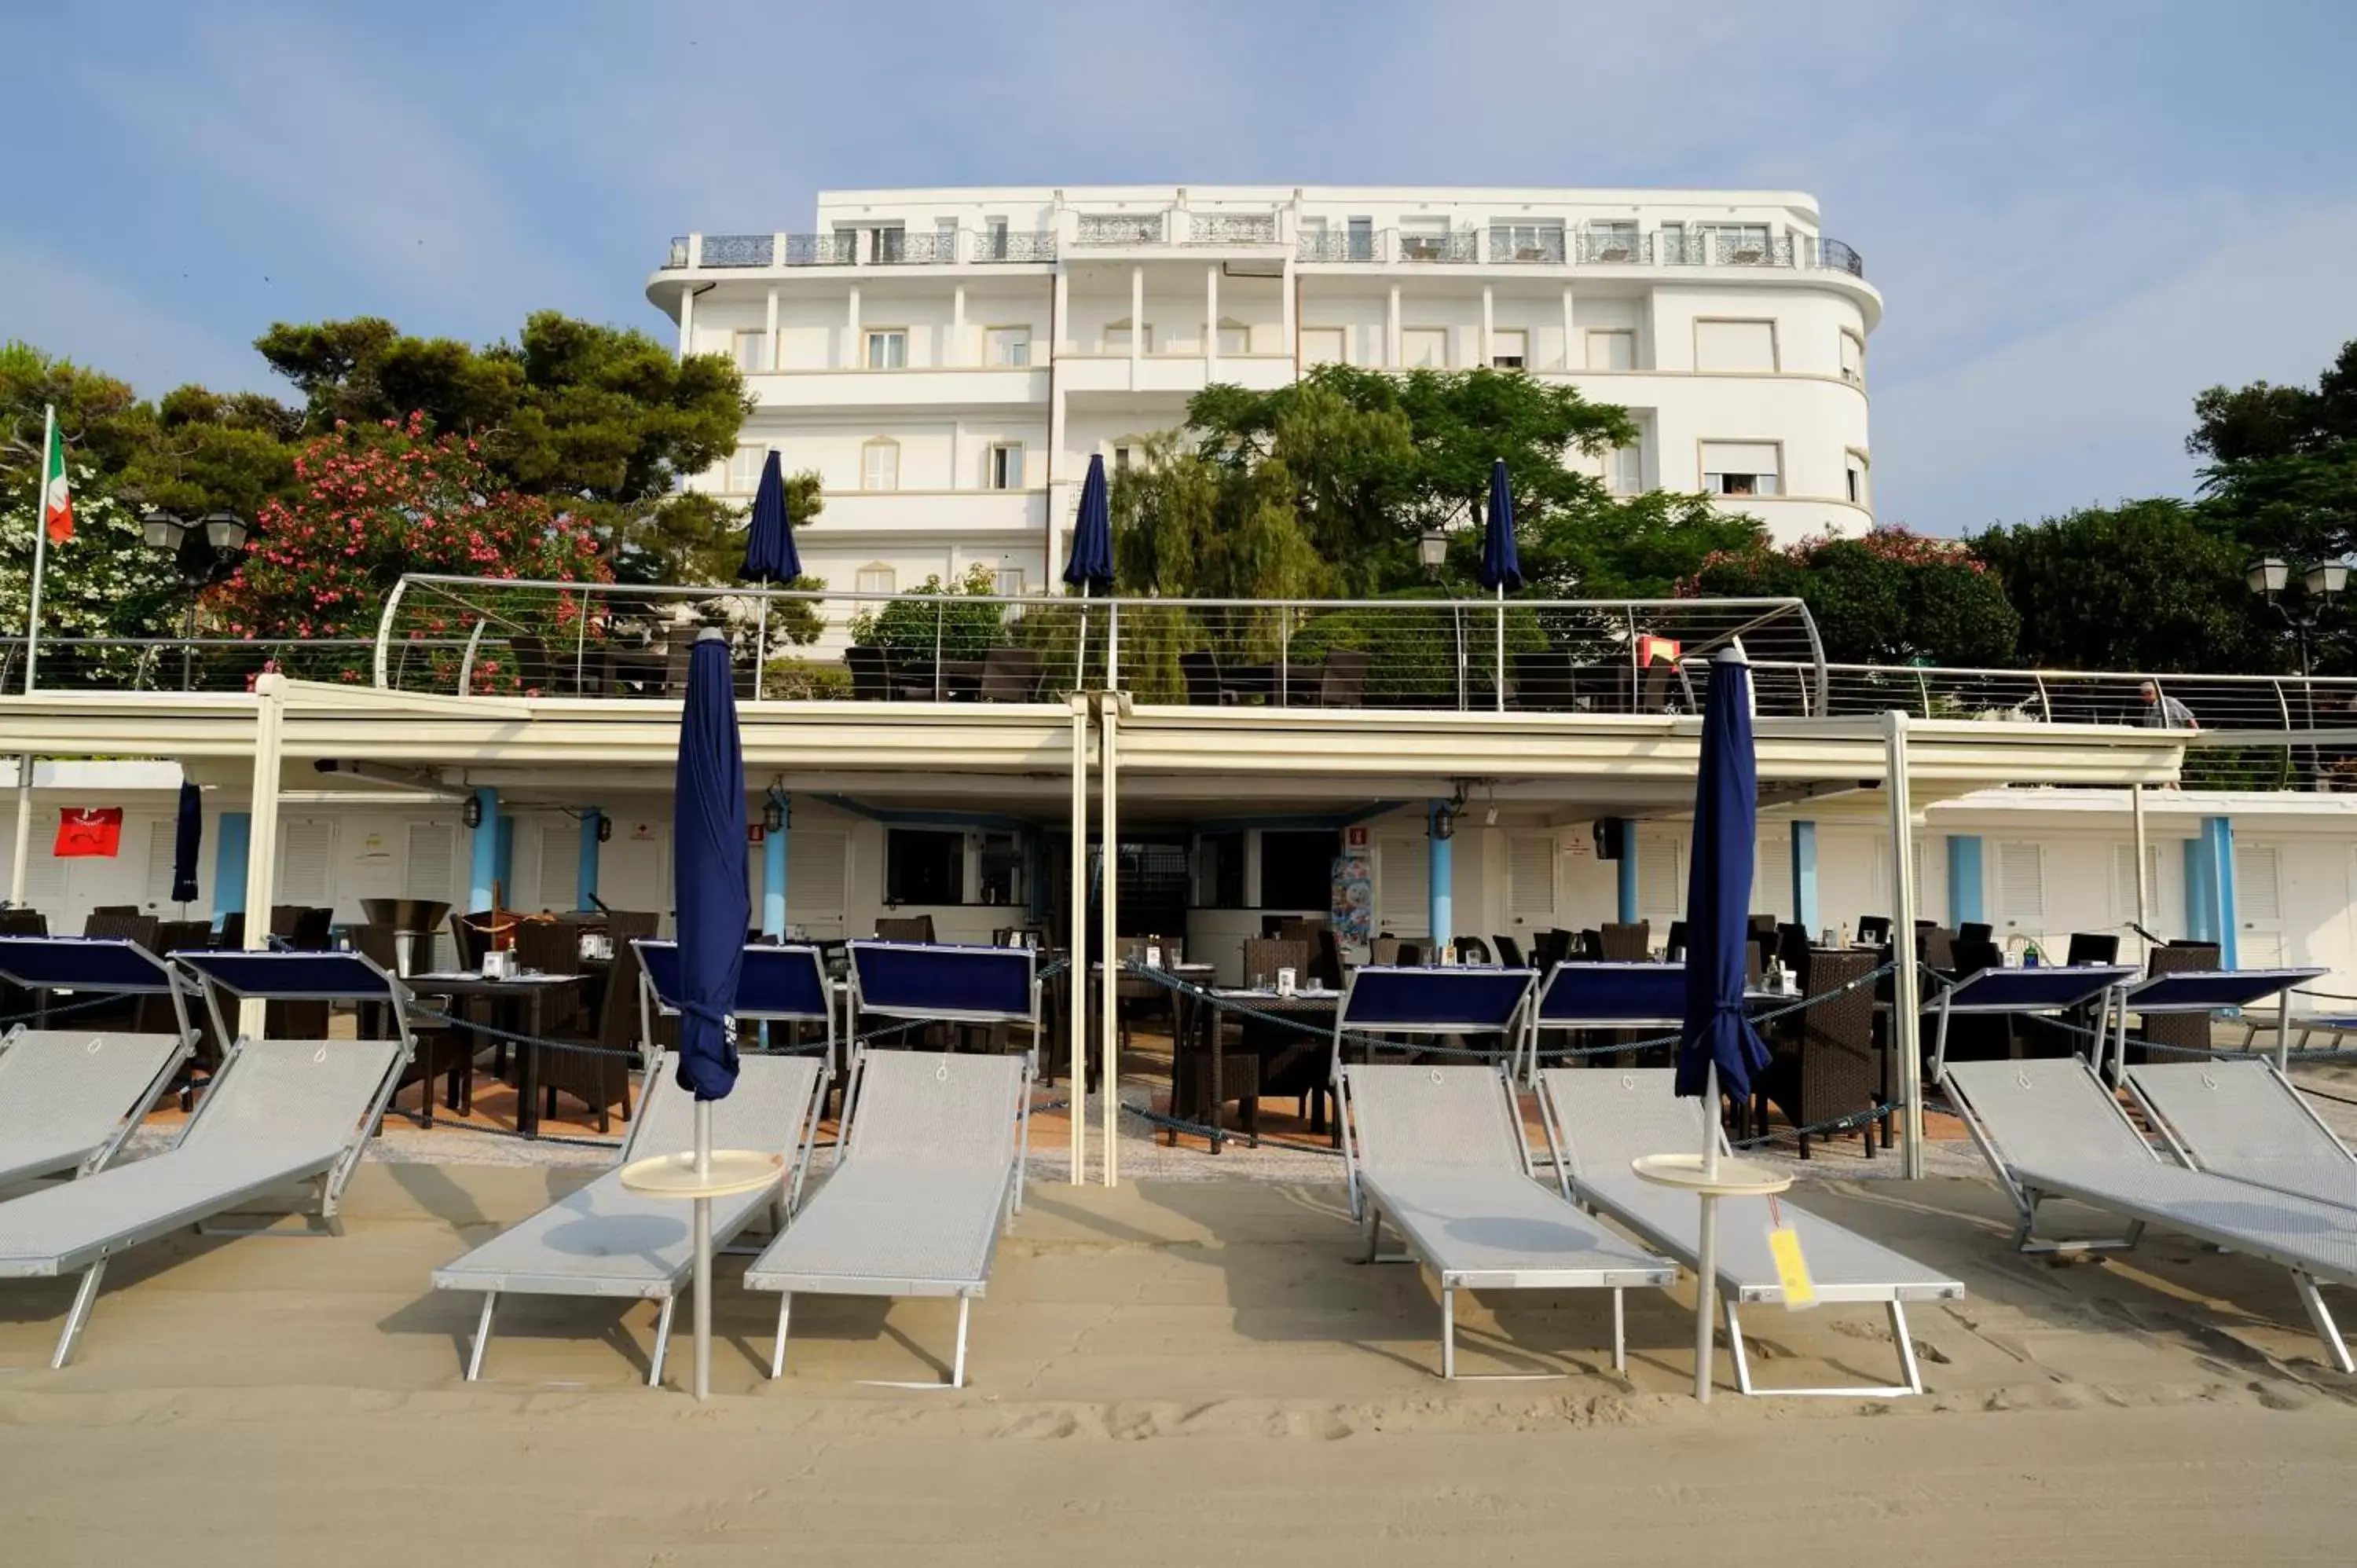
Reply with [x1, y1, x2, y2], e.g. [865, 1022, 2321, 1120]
[1683, 524, 2019, 667]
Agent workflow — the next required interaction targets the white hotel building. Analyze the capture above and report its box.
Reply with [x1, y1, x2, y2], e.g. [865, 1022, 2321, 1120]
[646, 185, 1879, 595]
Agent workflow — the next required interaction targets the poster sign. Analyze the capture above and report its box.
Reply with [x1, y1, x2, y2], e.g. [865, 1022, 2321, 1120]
[1343, 825, 1370, 849]
[1330, 853, 1373, 944]
[55, 807, 123, 858]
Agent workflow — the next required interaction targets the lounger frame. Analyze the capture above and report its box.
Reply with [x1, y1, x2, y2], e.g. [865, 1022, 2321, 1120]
[0, 937, 202, 1181]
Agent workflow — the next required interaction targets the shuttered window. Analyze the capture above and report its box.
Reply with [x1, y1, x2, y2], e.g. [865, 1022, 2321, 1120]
[1376, 836, 1428, 936]
[2234, 845, 2280, 921]
[1695, 319, 1777, 372]
[406, 824, 457, 902]
[1508, 836, 1554, 919]
[788, 830, 849, 934]
[278, 821, 334, 904]
[1637, 833, 1682, 924]
[535, 822, 577, 912]
[146, 819, 178, 904]
[1995, 841, 2044, 929]
[1301, 327, 1346, 366]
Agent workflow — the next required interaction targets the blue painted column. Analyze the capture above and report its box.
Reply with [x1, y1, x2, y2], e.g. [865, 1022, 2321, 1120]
[1615, 819, 1638, 924]
[467, 786, 500, 911]
[761, 792, 788, 938]
[1428, 800, 1453, 952]
[1947, 836, 1985, 929]
[212, 812, 251, 932]
[576, 809, 602, 910]
[1789, 821, 1820, 936]
[2188, 816, 2238, 966]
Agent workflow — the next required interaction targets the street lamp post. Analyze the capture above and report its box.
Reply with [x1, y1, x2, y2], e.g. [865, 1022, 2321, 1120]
[143, 510, 249, 690]
[2246, 556, 2348, 786]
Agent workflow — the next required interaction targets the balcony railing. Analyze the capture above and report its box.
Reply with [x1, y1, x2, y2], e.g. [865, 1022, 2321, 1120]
[780, 233, 856, 266]
[1074, 214, 1164, 247]
[1187, 213, 1278, 245]
[0, 636, 445, 693]
[1578, 231, 1648, 265]
[698, 233, 775, 268]
[973, 229, 1058, 262]
[871, 232, 959, 265]
[1296, 232, 1378, 262]
[1488, 231, 1567, 265]
[1816, 237, 1865, 277]
[1398, 230, 1480, 263]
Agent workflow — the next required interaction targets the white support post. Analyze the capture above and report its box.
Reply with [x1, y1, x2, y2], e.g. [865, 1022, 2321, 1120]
[8, 757, 31, 907]
[240, 674, 288, 1039]
[764, 287, 779, 369]
[1480, 284, 1494, 369]
[1561, 285, 1575, 371]
[1099, 694, 1120, 1187]
[951, 282, 966, 366]
[1204, 263, 1219, 377]
[846, 284, 861, 368]
[1129, 266, 1144, 379]
[2131, 783, 2150, 958]
[676, 280, 696, 363]
[1387, 284, 1402, 368]
[1068, 694, 1090, 1184]
[1884, 711, 1924, 1178]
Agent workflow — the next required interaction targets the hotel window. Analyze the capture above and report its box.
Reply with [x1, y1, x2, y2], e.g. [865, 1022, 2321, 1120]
[860, 438, 900, 492]
[885, 828, 963, 905]
[975, 831, 1026, 907]
[1839, 330, 1865, 386]
[1585, 221, 1641, 262]
[935, 217, 959, 254]
[1112, 445, 1134, 477]
[992, 566, 1025, 598]
[866, 225, 905, 264]
[1104, 318, 1150, 354]
[1701, 441, 1781, 497]
[982, 218, 1010, 259]
[1195, 831, 1245, 909]
[1490, 328, 1527, 369]
[855, 563, 896, 595]
[1215, 318, 1250, 356]
[1301, 326, 1346, 365]
[1401, 328, 1449, 368]
[1607, 444, 1644, 496]
[1694, 319, 1778, 372]
[1846, 451, 1869, 507]
[1703, 222, 1772, 263]
[731, 328, 770, 373]
[985, 326, 1030, 366]
[727, 444, 767, 493]
[1586, 330, 1636, 372]
[1346, 216, 1374, 261]
[864, 329, 907, 369]
[1259, 830, 1343, 911]
[986, 442, 1024, 490]
[1486, 220, 1563, 262]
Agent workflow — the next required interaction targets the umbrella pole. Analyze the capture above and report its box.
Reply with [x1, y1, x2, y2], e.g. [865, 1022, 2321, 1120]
[753, 599, 770, 702]
[1695, 1060, 1720, 1404]
[693, 1099, 713, 1401]
[1494, 584, 1505, 713]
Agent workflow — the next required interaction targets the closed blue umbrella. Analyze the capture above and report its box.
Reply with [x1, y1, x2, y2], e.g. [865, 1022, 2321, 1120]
[670, 627, 748, 1401]
[1478, 459, 1520, 712]
[1674, 646, 1772, 1401]
[1064, 453, 1114, 685]
[742, 452, 799, 701]
[673, 628, 747, 1103]
[169, 780, 201, 906]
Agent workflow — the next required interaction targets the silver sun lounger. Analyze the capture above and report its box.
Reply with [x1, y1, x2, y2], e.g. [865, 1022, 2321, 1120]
[742, 1048, 1030, 1389]
[1944, 1056, 2357, 1373]
[0, 937, 201, 1187]
[432, 1050, 827, 1384]
[1538, 1068, 1965, 1397]
[2126, 1060, 2357, 1213]
[1340, 1063, 1673, 1379]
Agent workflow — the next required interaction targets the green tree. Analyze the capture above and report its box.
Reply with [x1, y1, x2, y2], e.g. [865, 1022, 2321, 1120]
[0, 462, 185, 684]
[1971, 500, 2281, 672]
[1692, 527, 2021, 667]
[2188, 338, 2357, 569]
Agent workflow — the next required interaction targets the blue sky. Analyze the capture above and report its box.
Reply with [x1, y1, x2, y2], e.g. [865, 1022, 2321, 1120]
[3, 0, 2353, 534]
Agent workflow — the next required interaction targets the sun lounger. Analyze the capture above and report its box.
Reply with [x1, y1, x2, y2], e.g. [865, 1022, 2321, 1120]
[431, 1050, 827, 1383]
[1538, 1067, 1965, 1396]
[742, 1048, 1029, 1388]
[1340, 1063, 1673, 1379]
[2126, 1060, 2357, 1212]
[0, 937, 201, 1186]
[1944, 1056, 2357, 1372]
[0, 950, 412, 1368]
[636, 940, 837, 1072]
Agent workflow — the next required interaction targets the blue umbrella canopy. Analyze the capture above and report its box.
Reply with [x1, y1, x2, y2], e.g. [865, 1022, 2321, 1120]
[672, 630, 748, 1101]
[1477, 457, 1523, 592]
[169, 780, 201, 905]
[1676, 648, 1771, 1101]
[742, 450, 800, 583]
[1062, 453, 1114, 593]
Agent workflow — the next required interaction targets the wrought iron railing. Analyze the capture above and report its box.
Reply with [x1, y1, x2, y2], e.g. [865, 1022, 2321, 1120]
[1398, 230, 1480, 263]
[872, 232, 959, 265]
[1816, 237, 1865, 277]
[1713, 233, 1794, 268]
[1074, 214, 1164, 246]
[1187, 213, 1278, 245]
[973, 229, 1058, 262]
[782, 233, 857, 266]
[1578, 230, 1649, 265]
[1487, 230, 1567, 264]
[698, 233, 775, 268]
[1296, 232, 1379, 262]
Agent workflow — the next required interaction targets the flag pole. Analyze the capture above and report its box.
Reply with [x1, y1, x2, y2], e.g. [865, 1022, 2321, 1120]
[9, 405, 52, 907]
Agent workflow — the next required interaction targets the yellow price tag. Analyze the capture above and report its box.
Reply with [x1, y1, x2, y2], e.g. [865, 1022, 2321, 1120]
[1765, 1195, 1816, 1310]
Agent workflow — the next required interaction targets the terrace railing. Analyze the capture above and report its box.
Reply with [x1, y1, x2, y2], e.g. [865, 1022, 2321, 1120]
[0, 636, 445, 693]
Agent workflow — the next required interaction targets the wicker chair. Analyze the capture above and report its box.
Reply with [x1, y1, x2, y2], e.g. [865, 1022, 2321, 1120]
[1598, 921, 1651, 962]
[2132, 942, 2223, 1067]
[511, 919, 588, 1035]
[1493, 934, 1526, 968]
[874, 914, 935, 943]
[539, 930, 643, 1134]
[1755, 947, 1879, 1159]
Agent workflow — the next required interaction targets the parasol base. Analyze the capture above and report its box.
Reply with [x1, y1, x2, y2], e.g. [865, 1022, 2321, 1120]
[1629, 1153, 1791, 1198]
[618, 1149, 784, 1200]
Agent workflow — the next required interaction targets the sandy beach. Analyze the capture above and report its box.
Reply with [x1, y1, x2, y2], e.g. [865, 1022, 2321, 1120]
[3, 1142, 2355, 1564]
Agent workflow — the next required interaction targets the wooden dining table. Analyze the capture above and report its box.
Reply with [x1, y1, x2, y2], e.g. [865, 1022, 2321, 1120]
[404, 971, 589, 1137]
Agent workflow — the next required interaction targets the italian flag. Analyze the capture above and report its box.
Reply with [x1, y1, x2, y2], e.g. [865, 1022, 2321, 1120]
[40, 419, 71, 545]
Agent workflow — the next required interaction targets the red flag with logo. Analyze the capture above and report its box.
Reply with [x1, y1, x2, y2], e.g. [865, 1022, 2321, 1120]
[54, 808, 123, 858]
